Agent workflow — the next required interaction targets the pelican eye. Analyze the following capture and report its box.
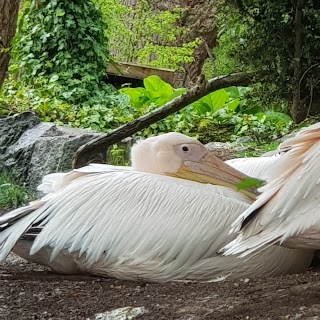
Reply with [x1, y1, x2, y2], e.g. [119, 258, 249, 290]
[182, 146, 189, 152]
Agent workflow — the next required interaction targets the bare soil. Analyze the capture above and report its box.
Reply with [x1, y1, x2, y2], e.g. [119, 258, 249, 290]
[1, 254, 320, 320]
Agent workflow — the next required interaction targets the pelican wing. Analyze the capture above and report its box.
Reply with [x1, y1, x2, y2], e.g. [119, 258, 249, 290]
[226, 156, 278, 181]
[37, 164, 132, 194]
[224, 122, 320, 255]
[1, 170, 249, 261]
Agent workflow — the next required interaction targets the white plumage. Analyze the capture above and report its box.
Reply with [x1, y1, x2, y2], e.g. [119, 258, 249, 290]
[0, 132, 313, 282]
[224, 122, 320, 256]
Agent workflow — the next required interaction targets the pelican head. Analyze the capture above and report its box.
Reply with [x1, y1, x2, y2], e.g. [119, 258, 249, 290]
[131, 132, 260, 199]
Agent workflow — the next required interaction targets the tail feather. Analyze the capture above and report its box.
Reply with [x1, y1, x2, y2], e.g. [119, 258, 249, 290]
[0, 205, 37, 229]
[0, 203, 44, 260]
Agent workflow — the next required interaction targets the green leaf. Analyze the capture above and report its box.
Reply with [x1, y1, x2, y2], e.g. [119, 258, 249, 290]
[200, 89, 229, 111]
[119, 87, 147, 108]
[226, 98, 240, 111]
[224, 86, 240, 99]
[236, 177, 265, 191]
[168, 88, 186, 100]
[192, 100, 211, 114]
[49, 74, 59, 82]
[56, 9, 65, 17]
[265, 111, 293, 125]
[143, 75, 173, 98]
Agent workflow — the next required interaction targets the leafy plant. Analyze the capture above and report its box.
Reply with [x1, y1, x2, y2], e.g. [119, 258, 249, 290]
[119, 75, 293, 143]
[119, 75, 186, 110]
[1, 0, 142, 132]
[0, 171, 30, 210]
[217, 1, 320, 123]
[13, 0, 110, 98]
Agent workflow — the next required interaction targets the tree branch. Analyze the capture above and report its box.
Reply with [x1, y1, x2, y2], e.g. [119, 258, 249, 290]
[73, 71, 256, 168]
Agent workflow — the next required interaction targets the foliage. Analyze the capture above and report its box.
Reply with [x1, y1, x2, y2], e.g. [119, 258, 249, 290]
[1, 0, 141, 131]
[1, 77, 135, 131]
[0, 171, 30, 210]
[12, 0, 110, 99]
[120, 76, 293, 143]
[119, 75, 186, 110]
[107, 144, 130, 166]
[94, 0, 199, 69]
[223, 1, 320, 114]
[203, 6, 245, 78]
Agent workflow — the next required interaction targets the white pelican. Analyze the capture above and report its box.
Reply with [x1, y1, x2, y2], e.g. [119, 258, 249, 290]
[0, 133, 313, 282]
[223, 122, 320, 256]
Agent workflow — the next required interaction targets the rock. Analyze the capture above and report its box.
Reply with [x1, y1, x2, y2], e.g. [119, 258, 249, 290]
[205, 142, 238, 161]
[94, 307, 147, 320]
[0, 112, 101, 192]
[0, 112, 39, 155]
[206, 142, 233, 161]
[235, 136, 253, 144]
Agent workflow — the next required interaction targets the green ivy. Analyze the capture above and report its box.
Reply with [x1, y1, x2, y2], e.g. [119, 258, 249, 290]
[13, 0, 110, 98]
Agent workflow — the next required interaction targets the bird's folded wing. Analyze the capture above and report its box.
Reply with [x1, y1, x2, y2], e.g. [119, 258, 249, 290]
[1, 170, 250, 268]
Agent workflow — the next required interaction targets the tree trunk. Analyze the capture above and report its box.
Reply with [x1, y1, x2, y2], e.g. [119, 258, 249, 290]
[290, 0, 305, 123]
[120, 0, 219, 87]
[150, 0, 219, 87]
[0, 0, 19, 89]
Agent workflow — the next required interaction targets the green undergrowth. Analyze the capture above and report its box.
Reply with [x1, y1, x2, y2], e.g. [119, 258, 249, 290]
[0, 171, 30, 211]
[234, 141, 280, 158]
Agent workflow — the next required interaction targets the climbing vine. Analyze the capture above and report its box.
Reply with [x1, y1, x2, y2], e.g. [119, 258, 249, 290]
[11, 0, 111, 103]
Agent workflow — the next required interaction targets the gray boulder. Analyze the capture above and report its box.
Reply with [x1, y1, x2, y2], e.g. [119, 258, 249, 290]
[0, 112, 102, 192]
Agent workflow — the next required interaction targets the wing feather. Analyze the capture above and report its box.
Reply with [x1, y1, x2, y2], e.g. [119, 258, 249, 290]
[27, 171, 251, 268]
[223, 123, 320, 255]
[226, 156, 278, 180]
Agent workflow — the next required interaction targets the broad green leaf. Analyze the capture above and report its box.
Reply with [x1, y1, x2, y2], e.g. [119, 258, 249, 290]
[224, 86, 240, 99]
[168, 88, 186, 100]
[226, 98, 240, 111]
[200, 89, 229, 111]
[192, 100, 211, 114]
[143, 75, 173, 98]
[265, 111, 293, 125]
[119, 87, 147, 108]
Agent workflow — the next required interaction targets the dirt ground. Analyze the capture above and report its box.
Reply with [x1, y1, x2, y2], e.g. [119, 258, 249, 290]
[1, 254, 320, 320]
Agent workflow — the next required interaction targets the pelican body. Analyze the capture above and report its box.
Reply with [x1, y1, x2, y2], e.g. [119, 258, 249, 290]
[0, 133, 313, 282]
